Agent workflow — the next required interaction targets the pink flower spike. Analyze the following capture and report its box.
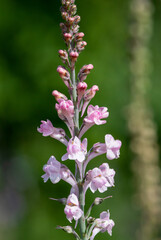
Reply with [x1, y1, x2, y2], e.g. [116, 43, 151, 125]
[105, 134, 122, 160]
[37, 120, 68, 145]
[52, 90, 68, 102]
[62, 136, 87, 162]
[90, 210, 115, 240]
[81, 85, 99, 116]
[64, 193, 83, 222]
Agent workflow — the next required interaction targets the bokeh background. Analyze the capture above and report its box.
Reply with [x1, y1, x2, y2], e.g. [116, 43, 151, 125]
[0, 0, 161, 240]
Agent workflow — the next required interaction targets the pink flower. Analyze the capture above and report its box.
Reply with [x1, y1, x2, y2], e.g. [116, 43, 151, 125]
[105, 134, 122, 160]
[87, 168, 108, 193]
[90, 210, 115, 240]
[84, 135, 121, 172]
[86, 163, 115, 193]
[42, 156, 76, 186]
[42, 156, 61, 184]
[55, 99, 74, 134]
[99, 163, 115, 187]
[84, 105, 109, 125]
[62, 137, 87, 162]
[64, 193, 83, 222]
[79, 105, 109, 138]
[37, 120, 68, 145]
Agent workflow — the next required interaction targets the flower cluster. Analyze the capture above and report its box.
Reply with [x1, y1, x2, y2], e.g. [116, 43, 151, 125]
[38, 0, 122, 239]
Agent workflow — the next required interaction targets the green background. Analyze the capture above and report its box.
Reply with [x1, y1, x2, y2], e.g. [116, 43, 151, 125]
[0, 0, 160, 239]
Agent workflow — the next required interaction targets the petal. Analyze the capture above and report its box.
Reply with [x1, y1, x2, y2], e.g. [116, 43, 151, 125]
[61, 153, 68, 161]
[90, 227, 101, 240]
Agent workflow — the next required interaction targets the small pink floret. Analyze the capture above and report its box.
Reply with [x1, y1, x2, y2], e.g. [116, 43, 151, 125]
[84, 105, 109, 125]
[105, 134, 122, 160]
[90, 210, 115, 240]
[64, 193, 83, 222]
[62, 136, 87, 162]
[37, 119, 54, 136]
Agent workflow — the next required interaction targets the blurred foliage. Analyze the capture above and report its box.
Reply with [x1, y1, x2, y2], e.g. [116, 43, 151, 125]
[0, 0, 160, 240]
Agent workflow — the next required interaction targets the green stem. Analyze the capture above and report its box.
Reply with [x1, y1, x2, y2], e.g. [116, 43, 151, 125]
[78, 183, 87, 240]
[71, 66, 79, 136]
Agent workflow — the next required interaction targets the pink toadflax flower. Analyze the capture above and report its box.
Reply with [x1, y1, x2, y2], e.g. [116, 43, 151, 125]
[64, 193, 83, 222]
[90, 210, 115, 240]
[55, 99, 74, 134]
[85, 163, 115, 193]
[105, 134, 122, 160]
[42, 156, 76, 186]
[37, 120, 68, 145]
[79, 105, 109, 138]
[62, 136, 87, 162]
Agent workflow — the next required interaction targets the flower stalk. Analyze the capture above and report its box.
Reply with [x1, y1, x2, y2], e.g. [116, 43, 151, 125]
[37, 1, 122, 239]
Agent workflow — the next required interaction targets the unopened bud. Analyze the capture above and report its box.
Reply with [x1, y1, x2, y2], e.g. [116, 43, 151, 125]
[61, 12, 69, 21]
[94, 197, 103, 205]
[60, 23, 67, 34]
[75, 32, 85, 42]
[58, 50, 68, 61]
[68, 17, 75, 25]
[69, 51, 79, 62]
[52, 90, 68, 102]
[77, 41, 87, 52]
[74, 15, 81, 24]
[73, 24, 80, 34]
[84, 85, 99, 101]
[64, 33, 72, 42]
[87, 217, 95, 224]
[78, 64, 94, 81]
[70, 4, 77, 15]
[57, 225, 73, 234]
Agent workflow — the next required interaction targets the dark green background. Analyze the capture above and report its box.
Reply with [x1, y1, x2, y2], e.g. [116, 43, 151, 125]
[0, 0, 160, 239]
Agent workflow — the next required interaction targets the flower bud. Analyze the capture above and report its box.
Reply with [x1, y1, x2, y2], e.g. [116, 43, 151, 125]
[75, 32, 84, 42]
[52, 90, 68, 102]
[87, 217, 95, 224]
[73, 24, 80, 34]
[61, 12, 69, 21]
[64, 33, 72, 42]
[57, 225, 73, 234]
[70, 4, 77, 15]
[60, 23, 67, 34]
[69, 51, 79, 63]
[76, 41, 87, 52]
[78, 64, 94, 81]
[94, 197, 104, 205]
[84, 85, 99, 101]
[58, 50, 68, 61]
